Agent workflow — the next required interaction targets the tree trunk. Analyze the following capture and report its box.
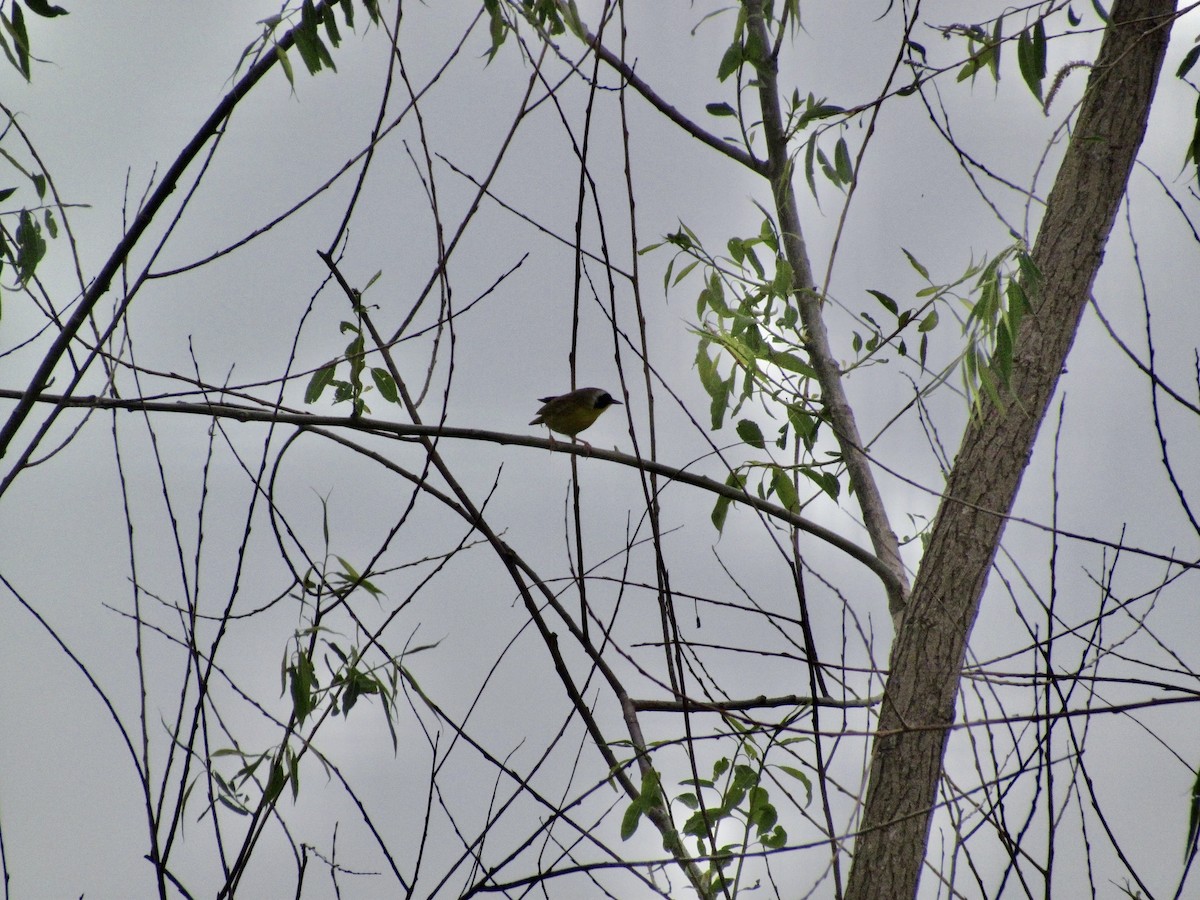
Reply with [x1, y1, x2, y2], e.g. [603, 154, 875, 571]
[844, 3, 1177, 897]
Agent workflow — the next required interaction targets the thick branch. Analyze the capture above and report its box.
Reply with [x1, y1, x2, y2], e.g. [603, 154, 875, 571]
[845, 4, 1177, 898]
[744, 0, 910, 616]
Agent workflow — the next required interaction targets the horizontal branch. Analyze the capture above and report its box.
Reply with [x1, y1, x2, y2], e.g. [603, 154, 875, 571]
[632, 693, 881, 713]
[0, 388, 902, 600]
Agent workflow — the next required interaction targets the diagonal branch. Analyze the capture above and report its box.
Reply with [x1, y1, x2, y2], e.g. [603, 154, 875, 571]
[845, 4, 1178, 898]
[0, 2, 341, 480]
[743, 0, 911, 617]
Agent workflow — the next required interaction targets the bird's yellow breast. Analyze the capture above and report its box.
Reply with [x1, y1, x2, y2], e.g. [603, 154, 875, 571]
[538, 404, 607, 437]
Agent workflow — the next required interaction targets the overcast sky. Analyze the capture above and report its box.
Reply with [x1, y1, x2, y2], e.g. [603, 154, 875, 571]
[3, 2, 1200, 898]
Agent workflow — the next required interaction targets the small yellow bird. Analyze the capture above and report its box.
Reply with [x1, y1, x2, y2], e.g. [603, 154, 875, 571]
[529, 387, 622, 448]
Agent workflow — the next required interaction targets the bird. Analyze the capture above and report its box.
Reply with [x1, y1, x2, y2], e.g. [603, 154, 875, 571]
[529, 387, 621, 449]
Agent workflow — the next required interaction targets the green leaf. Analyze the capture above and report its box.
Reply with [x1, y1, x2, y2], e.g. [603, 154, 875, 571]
[305, 363, 337, 403]
[918, 309, 939, 332]
[264, 759, 288, 805]
[620, 799, 643, 840]
[902, 248, 929, 280]
[989, 13, 1003, 82]
[762, 825, 788, 849]
[23, 0, 67, 15]
[672, 261, 699, 289]
[766, 349, 816, 378]
[1180, 45, 1200, 80]
[803, 135, 818, 199]
[994, 316, 1014, 383]
[677, 791, 700, 809]
[1017, 20, 1047, 101]
[706, 101, 736, 117]
[288, 748, 301, 801]
[483, 0, 507, 62]
[1006, 279, 1029, 333]
[1186, 766, 1200, 861]
[816, 147, 835, 183]
[1191, 95, 1200, 188]
[796, 101, 845, 129]
[700, 274, 731, 316]
[717, 41, 743, 81]
[0, 186, 16, 204]
[834, 136, 853, 183]
[710, 387, 729, 430]
[8, 2, 30, 80]
[868, 289, 898, 315]
[560, 0, 586, 40]
[772, 256, 794, 295]
[293, 1, 333, 74]
[276, 43, 295, 87]
[1016, 250, 1042, 303]
[288, 653, 318, 724]
[711, 470, 745, 532]
[14, 209, 45, 285]
[801, 467, 840, 501]
[371, 367, 399, 403]
[771, 466, 799, 512]
[711, 494, 732, 532]
[695, 344, 724, 397]
[736, 419, 765, 449]
[321, 2, 341, 47]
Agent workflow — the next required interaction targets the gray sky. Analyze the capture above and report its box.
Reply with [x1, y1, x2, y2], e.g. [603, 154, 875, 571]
[3, 2, 1200, 897]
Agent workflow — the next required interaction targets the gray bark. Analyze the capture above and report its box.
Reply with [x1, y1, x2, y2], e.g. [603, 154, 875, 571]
[844, 2, 1178, 897]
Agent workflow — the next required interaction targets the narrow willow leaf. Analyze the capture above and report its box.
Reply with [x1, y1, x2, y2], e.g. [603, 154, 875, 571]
[673, 259, 698, 287]
[25, 0, 68, 14]
[989, 14, 1002, 82]
[868, 289, 899, 315]
[902, 248, 929, 280]
[264, 760, 287, 805]
[275, 42, 295, 87]
[710, 389, 728, 430]
[1185, 766, 1200, 861]
[834, 137, 853, 183]
[1178, 44, 1200, 79]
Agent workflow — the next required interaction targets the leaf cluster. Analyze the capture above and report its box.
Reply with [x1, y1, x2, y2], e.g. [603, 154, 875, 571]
[646, 220, 842, 532]
[623, 715, 811, 897]
[0, 160, 56, 321]
[897, 242, 1040, 417]
[0, 0, 67, 82]
[306, 286, 400, 416]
